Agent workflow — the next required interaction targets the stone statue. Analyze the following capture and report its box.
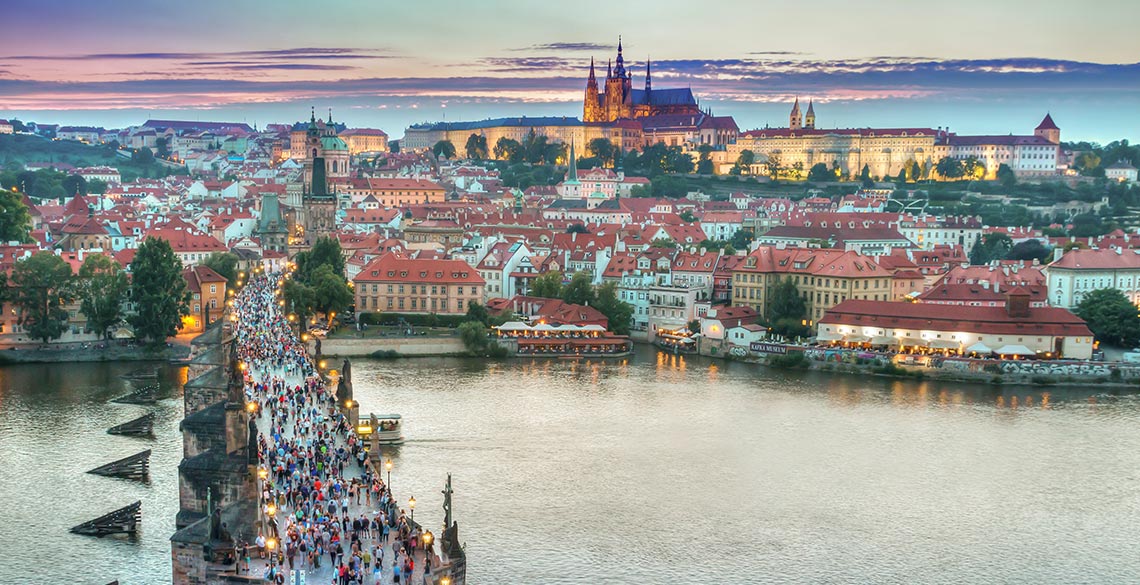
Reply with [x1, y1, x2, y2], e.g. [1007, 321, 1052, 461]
[442, 473, 453, 528]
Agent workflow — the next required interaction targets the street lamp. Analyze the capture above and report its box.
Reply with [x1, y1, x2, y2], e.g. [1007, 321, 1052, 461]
[385, 459, 392, 489]
[408, 495, 415, 522]
[257, 467, 268, 480]
[440, 576, 451, 585]
[266, 503, 276, 518]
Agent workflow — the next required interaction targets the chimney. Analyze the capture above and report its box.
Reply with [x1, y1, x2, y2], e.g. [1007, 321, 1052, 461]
[1053, 247, 1064, 262]
[1006, 289, 1030, 318]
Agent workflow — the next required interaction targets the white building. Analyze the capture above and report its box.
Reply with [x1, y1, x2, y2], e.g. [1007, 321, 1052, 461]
[1044, 247, 1140, 308]
[1105, 161, 1139, 184]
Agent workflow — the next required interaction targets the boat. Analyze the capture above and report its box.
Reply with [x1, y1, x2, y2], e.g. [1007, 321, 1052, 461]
[358, 413, 405, 445]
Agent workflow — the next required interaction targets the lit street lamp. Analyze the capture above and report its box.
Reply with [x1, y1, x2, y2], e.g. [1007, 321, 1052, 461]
[385, 459, 392, 490]
[409, 495, 415, 522]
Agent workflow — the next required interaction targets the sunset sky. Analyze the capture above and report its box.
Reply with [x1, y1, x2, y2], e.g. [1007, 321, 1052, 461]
[2, 0, 1138, 142]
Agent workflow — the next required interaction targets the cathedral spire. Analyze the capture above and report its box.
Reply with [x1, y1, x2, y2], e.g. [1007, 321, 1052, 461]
[613, 36, 626, 78]
[607, 58, 612, 79]
[568, 140, 578, 182]
[328, 108, 333, 125]
[588, 57, 596, 84]
[645, 57, 652, 93]
[310, 106, 316, 124]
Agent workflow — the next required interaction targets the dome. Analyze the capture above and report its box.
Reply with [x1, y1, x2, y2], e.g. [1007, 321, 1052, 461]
[320, 136, 348, 151]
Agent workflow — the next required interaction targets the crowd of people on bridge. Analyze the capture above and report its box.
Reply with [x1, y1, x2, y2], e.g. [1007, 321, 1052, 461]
[232, 272, 434, 584]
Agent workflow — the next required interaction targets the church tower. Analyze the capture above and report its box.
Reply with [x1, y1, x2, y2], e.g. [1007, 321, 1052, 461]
[644, 58, 652, 96]
[1035, 113, 1060, 144]
[584, 58, 602, 123]
[804, 99, 816, 129]
[789, 97, 802, 130]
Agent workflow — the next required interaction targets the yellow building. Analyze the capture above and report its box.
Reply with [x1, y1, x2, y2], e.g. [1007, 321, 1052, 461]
[339, 128, 389, 154]
[732, 246, 893, 323]
[352, 253, 485, 316]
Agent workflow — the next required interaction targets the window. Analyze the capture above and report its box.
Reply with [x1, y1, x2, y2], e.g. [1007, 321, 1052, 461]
[210, 284, 217, 294]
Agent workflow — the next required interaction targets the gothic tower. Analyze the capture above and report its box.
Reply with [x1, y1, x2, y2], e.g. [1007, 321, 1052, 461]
[804, 99, 816, 129]
[644, 57, 652, 96]
[789, 97, 802, 130]
[584, 58, 602, 123]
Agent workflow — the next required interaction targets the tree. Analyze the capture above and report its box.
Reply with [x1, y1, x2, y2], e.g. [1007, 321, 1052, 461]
[730, 228, 755, 251]
[807, 162, 831, 182]
[284, 278, 316, 326]
[464, 134, 488, 160]
[765, 277, 809, 339]
[296, 237, 345, 282]
[859, 164, 873, 187]
[62, 174, 87, 197]
[155, 136, 171, 158]
[87, 178, 108, 195]
[734, 150, 756, 176]
[561, 271, 596, 306]
[765, 154, 783, 182]
[790, 161, 804, 181]
[131, 148, 154, 164]
[201, 252, 240, 290]
[679, 210, 698, 223]
[1006, 239, 1050, 263]
[78, 254, 128, 339]
[494, 137, 521, 161]
[970, 232, 1014, 265]
[696, 144, 715, 175]
[129, 236, 190, 343]
[996, 163, 1017, 188]
[309, 265, 353, 322]
[465, 300, 490, 325]
[968, 234, 987, 265]
[457, 320, 505, 357]
[431, 140, 456, 160]
[594, 281, 633, 336]
[566, 224, 589, 234]
[532, 271, 563, 299]
[650, 237, 677, 249]
[935, 156, 964, 180]
[0, 189, 32, 243]
[587, 138, 615, 167]
[10, 252, 74, 343]
[1076, 288, 1140, 348]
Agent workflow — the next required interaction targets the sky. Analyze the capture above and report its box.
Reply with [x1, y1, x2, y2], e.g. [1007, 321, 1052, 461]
[2, 0, 1138, 143]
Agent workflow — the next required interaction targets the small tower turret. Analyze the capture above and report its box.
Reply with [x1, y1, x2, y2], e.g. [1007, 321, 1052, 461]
[804, 99, 816, 129]
[789, 97, 802, 130]
[1035, 113, 1060, 144]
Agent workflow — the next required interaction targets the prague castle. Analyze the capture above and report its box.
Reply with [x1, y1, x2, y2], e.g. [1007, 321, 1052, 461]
[583, 37, 700, 123]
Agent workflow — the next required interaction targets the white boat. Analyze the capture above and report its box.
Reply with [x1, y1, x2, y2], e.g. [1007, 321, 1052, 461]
[359, 413, 405, 445]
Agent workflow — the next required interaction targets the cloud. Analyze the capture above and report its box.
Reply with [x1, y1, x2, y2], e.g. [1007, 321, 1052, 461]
[513, 42, 609, 52]
[478, 57, 584, 73]
[1, 47, 391, 61]
[747, 51, 810, 56]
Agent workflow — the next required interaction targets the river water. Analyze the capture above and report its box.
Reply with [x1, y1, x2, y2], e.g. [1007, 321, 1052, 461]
[2, 349, 1140, 584]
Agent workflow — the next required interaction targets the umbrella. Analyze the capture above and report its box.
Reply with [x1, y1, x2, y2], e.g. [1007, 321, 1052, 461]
[995, 344, 1035, 356]
[965, 342, 992, 354]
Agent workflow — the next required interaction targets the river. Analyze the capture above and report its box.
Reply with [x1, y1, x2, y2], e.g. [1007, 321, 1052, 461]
[1, 348, 1140, 583]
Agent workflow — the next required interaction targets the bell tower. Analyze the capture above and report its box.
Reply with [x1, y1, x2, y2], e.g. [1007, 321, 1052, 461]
[789, 97, 802, 130]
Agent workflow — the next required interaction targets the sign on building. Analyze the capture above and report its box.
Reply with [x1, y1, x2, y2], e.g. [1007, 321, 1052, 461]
[750, 342, 788, 355]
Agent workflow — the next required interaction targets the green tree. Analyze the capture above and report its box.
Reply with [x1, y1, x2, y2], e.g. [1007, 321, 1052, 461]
[296, 237, 345, 282]
[587, 138, 615, 167]
[859, 164, 873, 187]
[128, 237, 190, 343]
[531, 271, 563, 299]
[734, 150, 756, 176]
[131, 148, 154, 164]
[996, 163, 1017, 188]
[284, 279, 316, 325]
[309, 264, 353, 323]
[78, 254, 128, 339]
[765, 154, 783, 182]
[10, 252, 74, 343]
[1076, 288, 1140, 347]
[0, 189, 32, 243]
[493, 137, 521, 161]
[593, 281, 633, 335]
[807, 162, 831, 182]
[765, 277, 809, 339]
[62, 174, 87, 197]
[201, 252, 240, 290]
[561, 271, 596, 306]
[1006, 239, 1050, 263]
[679, 210, 698, 223]
[155, 136, 171, 158]
[432, 140, 457, 160]
[935, 156, 964, 179]
[464, 133, 488, 160]
[650, 237, 677, 249]
[730, 228, 755, 251]
[87, 178, 108, 195]
[465, 300, 490, 325]
[968, 234, 987, 265]
[696, 144, 715, 175]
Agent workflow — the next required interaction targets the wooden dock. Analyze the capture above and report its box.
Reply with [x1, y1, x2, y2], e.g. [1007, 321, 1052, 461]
[88, 449, 151, 481]
[71, 501, 141, 536]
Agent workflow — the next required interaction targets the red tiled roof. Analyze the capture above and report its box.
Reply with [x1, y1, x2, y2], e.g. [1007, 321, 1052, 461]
[353, 253, 484, 285]
[821, 299, 1091, 337]
[1049, 248, 1140, 270]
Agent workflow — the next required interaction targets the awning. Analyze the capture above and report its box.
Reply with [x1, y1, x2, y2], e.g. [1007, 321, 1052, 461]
[870, 336, 899, 346]
[897, 337, 922, 346]
[843, 334, 870, 343]
[995, 344, 1036, 356]
[816, 331, 842, 342]
[927, 339, 960, 349]
[965, 342, 993, 354]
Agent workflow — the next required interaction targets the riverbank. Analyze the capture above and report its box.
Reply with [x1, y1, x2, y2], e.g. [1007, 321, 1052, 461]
[0, 342, 190, 364]
[315, 335, 467, 358]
